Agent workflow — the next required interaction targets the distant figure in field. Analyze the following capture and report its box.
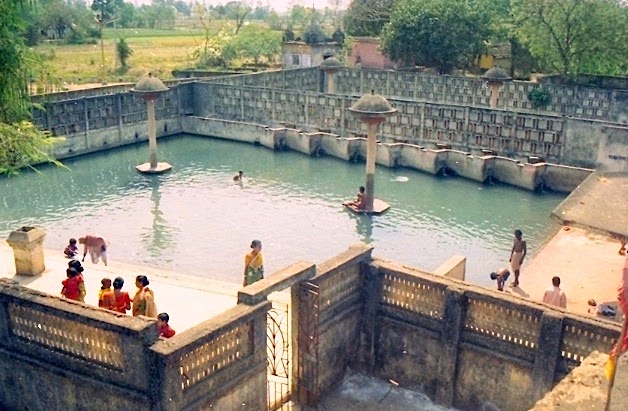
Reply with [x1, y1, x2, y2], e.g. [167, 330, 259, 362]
[98, 278, 116, 311]
[509, 229, 527, 287]
[79, 235, 108, 266]
[542, 276, 567, 309]
[233, 170, 244, 183]
[244, 240, 264, 286]
[64, 238, 78, 259]
[343, 186, 365, 209]
[61, 267, 86, 302]
[490, 268, 511, 291]
[112, 277, 132, 314]
[158, 312, 176, 339]
[132, 275, 157, 318]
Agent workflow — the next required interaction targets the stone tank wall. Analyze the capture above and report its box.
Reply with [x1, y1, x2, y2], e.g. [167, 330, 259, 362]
[193, 82, 628, 171]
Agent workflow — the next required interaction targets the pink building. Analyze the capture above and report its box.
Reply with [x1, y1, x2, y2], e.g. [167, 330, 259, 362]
[346, 37, 396, 69]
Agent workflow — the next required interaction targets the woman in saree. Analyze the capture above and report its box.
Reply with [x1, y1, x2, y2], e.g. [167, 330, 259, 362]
[132, 275, 157, 318]
[243, 240, 264, 286]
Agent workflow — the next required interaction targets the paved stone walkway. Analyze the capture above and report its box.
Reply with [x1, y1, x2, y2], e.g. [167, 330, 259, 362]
[293, 373, 455, 411]
[531, 351, 628, 411]
[505, 227, 624, 323]
[0, 242, 240, 333]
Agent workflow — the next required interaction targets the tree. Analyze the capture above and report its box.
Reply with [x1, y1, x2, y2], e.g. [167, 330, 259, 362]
[0, 0, 62, 174]
[235, 26, 282, 65]
[118, 2, 137, 28]
[288, 5, 314, 29]
[380, 0, 492, 73]
[252, 6, 270, 20]
[224, 1, 252, 34]
[137, 0, 175, 29]
[512, 0, 628, 78]
[266, 10, 282, 30]
[344, 0, 397, 37]
[173, 0, 191, 16]
[91, 0, 124, 22]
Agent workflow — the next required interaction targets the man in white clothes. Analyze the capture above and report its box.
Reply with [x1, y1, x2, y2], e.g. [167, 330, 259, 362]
[542, 276, 567, 308]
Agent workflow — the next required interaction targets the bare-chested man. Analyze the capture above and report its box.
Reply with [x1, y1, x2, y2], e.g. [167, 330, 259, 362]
[79, 235, 108, 266]
[509, 229, 527, 287]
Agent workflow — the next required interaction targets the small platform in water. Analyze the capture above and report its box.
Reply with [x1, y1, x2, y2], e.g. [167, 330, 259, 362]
[343, 199, 391, 216]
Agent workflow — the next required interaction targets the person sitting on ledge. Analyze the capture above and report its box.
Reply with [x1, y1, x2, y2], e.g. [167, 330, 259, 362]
[158, 312, 176, 339]
[233, 170, 244, 182]
[343, 186, 366, 209]
[490, 268, 510, 291]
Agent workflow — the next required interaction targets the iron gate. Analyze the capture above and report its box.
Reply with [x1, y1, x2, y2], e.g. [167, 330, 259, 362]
[267, 301, 291, 410]
[295, 281, 320, 406]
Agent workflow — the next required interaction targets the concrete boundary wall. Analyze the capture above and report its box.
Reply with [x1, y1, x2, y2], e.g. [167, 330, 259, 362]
[0, 277, 271, 411]
[291, 244, 374, 406]
[0, 247, 621, 411]
[182, 116, 592, 192]
[358, 259, 621, 411]
[0, 278, 158, 411]
[149, 301, 270, 411]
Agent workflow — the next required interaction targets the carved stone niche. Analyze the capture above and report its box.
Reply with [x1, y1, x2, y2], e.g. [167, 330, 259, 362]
[6, 226, 46, 276]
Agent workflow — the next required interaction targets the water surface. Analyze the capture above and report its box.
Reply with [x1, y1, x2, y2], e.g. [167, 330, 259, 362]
[0, 134, 565, 286]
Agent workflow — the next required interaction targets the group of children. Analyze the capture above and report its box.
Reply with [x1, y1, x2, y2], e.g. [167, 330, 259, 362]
[60, 258, 175, 339]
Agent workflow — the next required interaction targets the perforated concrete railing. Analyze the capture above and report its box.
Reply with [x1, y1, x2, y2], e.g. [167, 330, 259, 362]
[314, 264, 362, 316]
[32, 88, 180, 136]
[464, 296, 542, 352]
[337, 68, 617, 121]
[380, 271, 446, 321]
[150, 302, 268, 410]
[178, 322, 253, 391]
[8, 303, 124, 370]
[560, 317, 618, 364]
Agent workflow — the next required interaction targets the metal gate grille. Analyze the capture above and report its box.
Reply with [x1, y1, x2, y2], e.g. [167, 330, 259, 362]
[295, 281, 320, 406]
[267, 301, 291, 411]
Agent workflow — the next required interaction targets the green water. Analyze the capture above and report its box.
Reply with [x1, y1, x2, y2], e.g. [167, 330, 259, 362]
[0, 134, 565, 286]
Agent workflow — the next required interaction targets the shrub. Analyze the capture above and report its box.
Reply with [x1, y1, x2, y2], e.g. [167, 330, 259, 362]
[527, 88, 551, 109]
[117, 38, 133, 68]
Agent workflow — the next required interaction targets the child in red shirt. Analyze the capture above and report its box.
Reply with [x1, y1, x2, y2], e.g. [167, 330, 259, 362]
[158, 312, 176, 339]
[112, 277, 131, 314]
[61, 267, 86, 302]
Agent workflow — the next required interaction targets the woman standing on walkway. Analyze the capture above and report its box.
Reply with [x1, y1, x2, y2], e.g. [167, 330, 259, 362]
[243, 240, 264, 286]
[132, 275, 157, 317]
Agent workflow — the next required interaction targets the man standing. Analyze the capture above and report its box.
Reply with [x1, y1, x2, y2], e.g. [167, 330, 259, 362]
[509, 229, 527, 287]
[542, 276, 567, 308]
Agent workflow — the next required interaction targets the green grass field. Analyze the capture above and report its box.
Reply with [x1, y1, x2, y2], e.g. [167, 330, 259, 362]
[35, 28, 215, 85]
